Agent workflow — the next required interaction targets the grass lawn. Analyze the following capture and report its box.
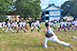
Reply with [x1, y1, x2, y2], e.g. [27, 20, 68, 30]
[0, 23, 77, 51]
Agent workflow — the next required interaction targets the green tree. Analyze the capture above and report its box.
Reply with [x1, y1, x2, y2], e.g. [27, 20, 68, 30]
[15, 0, 42, 19]
[61, 0, 77, 18]
[0, 0, 13, 20]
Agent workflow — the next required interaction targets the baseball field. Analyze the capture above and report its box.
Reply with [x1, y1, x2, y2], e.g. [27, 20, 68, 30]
[0, 23, 77, 51]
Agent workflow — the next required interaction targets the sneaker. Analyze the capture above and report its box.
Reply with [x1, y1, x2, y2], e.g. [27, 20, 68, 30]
[4, 32, 6, 34]
[42, 46, 47, 48]
[24, 31, 26, 33]
[68, 43, 73, 50]
[13, 32, 15, 34]
[16, 31, 18, 34]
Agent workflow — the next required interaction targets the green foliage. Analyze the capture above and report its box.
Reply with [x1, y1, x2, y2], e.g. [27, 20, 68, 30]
[15, 0, 42, 19]
[61, 0, 77, 18]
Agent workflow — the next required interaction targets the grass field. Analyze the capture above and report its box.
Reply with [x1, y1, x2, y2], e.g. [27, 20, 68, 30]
[0, 23, 77, 51]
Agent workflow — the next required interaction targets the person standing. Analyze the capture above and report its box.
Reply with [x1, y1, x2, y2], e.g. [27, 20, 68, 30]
[16, 20, 26, 33]
[28, 20, 32, 27]
[31, 20, 40, 32]
[4, 21, 15, 34]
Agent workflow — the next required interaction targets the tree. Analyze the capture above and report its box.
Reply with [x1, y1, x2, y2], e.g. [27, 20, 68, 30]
[0, 0, 14, 20]
[61, 0, 77, 18]
[15, 0, 42, 19]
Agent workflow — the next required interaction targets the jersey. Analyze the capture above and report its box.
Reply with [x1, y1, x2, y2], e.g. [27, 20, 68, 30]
[7, 23, 11, 27]
[47, 28, 57, 38]
[14, 22, 17, 26]
[0, 22, 2, 27]
[19, 22, 23, 27]
[36, 21, 39, 25]
[12, 23, 15, 26]
[64, 22, 67, 26]
[59, 22, 64, 27]
[23, 22, 26, 26]
[74, 21, 77, 26]
[2, 22, 6, 26]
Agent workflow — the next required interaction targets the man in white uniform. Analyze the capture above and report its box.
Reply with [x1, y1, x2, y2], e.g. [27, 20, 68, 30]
[0, 21, 4, 31]
[36, 19, 41, 30]
[71, 19, 77, 32]
[2, 21, 6, 28]
[11, 21, 17, 30]
[42, 22, 72, 49]
[22, 20, 28, 30]
[16, 20, 26, 33]
[5, 21, 14, 34]
[31, 21, 40, 32]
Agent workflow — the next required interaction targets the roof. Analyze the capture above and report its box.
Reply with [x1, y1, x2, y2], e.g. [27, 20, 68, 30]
[43, 3, 63, 11]
[63, 14, 75, 18]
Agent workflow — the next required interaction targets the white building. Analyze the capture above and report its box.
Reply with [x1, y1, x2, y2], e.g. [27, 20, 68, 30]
[41, 3, 63, 22]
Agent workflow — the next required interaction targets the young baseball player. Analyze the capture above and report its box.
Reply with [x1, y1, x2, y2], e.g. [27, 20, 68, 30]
[2, 21, 6, 28]
[0, 21, 4, 31]
[42, 22, 71, 49]
[71, 19, 77, 32]
[31, 20, 40, 32]
[67, 20, 71, 28]
[14, 20, 18, 27]
[69, 20, 75, 28]
[22, 20, 28, 30]
[64, 20, 70, 31]
[4, 21, 15, 34]
[16, 20, 26, 33]
[58, 20, 66, 32]
[36, 19, 41, 30]
[11, 21, 17, 30]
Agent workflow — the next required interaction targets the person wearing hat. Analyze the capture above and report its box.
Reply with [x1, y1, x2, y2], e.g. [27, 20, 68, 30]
[42, 22, 72, 49]
[16, 20, 26, 33]
[4, 21, 14, 34]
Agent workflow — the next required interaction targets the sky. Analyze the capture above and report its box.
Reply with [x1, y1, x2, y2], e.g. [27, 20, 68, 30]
[40, 0, 68, 9]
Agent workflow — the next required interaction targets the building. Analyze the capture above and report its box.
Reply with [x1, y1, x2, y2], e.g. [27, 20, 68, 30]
[41, 3, 63, 22]
[6, 15, 20, 22]
[63, 14, 74, 21]
[6, 12, 20, 22]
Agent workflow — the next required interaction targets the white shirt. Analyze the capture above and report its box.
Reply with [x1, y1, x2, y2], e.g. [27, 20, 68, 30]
[59, 22, 64, 27]
[2, 22, 6, 26]
[19, 22, 23, 27]
[7, 23, 11, 27]
[50, 22, 53, 26]
[14, 22, 17, 26]
[23, 22, 26, 26]
[68, 22, 71, 26]
[47, 28, 57, 38]
[74, 21, 77, 26]
[0, 22, 2, 27]
[72, 21, 75, 24]
[64, 22, 67, 25]
[12, 23, 15, 26]
[34, 22, 37, 26]
[37, 21, 39, 24]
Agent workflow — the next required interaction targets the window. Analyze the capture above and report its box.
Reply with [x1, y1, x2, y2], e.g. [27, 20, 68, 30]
[46, 17, 49, 20]
[46, 11, 49, 14]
